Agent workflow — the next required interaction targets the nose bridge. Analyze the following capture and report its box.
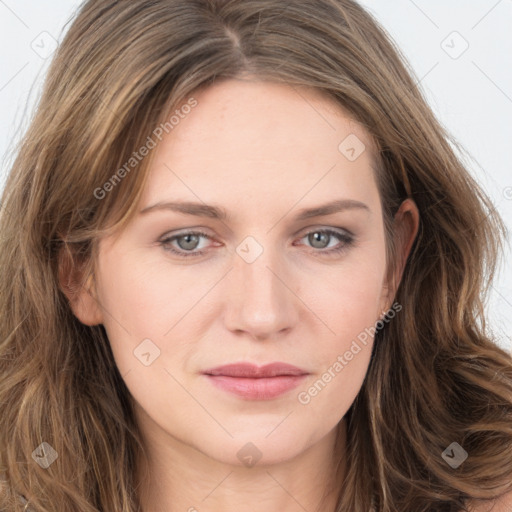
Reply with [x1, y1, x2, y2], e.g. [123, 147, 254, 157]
[224, 234, 299, 337]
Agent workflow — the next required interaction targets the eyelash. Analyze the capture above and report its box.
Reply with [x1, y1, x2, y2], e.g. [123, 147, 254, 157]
[158, 228, 355, 259]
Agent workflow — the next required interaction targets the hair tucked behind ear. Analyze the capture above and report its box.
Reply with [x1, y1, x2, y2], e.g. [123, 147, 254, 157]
[0, 0, 510, 510]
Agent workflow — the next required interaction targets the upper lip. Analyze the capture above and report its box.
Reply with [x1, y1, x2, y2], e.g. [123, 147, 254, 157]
[203, 362, 309, 378]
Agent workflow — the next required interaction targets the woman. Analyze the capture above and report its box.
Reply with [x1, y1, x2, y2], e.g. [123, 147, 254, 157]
[0, 0, 511, 510]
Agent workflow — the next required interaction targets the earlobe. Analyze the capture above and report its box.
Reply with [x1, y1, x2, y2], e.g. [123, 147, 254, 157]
[57, 247, 104, 326]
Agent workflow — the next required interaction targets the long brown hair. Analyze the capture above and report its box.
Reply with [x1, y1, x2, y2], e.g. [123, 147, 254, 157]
[0, 1, 510, 510]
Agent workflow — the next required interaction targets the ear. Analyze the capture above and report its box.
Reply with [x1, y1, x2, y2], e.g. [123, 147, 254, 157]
[57, 246, 104, 326]
[381, 198, 420, 311]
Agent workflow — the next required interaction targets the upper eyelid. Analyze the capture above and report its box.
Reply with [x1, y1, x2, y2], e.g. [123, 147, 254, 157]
[168, 223, 352, 235]
[161, 226, 352, 240]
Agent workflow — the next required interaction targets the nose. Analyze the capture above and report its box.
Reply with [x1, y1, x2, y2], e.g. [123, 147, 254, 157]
[222, 244, 300, 341]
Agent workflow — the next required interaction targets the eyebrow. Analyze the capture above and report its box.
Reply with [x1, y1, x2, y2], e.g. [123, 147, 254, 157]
[139, 198, 370, 221]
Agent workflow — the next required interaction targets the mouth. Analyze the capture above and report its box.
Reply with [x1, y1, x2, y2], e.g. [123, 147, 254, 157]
[202, 362, 309, 400]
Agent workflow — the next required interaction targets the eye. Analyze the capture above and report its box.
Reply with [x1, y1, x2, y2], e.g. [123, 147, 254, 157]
[159, 229, 213, 258]
[296, 228, 355, 256]
[158, 228, 355, 259]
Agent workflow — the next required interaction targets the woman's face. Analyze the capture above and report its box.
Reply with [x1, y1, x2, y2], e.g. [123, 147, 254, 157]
[76, 79, 406, 467]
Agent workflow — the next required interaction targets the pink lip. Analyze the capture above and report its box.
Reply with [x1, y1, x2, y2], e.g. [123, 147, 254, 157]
[203, 362, 309, 400]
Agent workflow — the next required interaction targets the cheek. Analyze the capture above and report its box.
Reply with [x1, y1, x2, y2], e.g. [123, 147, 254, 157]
[96, 246, 186, 328]
[295, 270, 384, 423]
[295, 337, 372, 438]
[299, 248, 386, 400]
[310, 245, 388, 343]
[93, 250, 179, 372]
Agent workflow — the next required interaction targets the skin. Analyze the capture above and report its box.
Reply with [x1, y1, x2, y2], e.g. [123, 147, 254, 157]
[62, 78, 420, 512]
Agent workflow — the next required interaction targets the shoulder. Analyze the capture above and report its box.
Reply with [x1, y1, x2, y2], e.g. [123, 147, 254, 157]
[465, 489, 512, 512]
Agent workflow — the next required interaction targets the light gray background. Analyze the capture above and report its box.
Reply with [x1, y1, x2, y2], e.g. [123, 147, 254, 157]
[0, 1, 511, 351]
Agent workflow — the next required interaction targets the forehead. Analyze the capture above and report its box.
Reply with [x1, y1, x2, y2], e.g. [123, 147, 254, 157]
[167, 78, 375, 160]
[138, 79, 381, 222]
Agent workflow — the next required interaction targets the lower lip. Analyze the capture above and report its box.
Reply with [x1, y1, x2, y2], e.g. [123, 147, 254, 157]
[205, 374, 308, 400]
